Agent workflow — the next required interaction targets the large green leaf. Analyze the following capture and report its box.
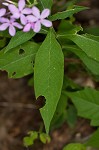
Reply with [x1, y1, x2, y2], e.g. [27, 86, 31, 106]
[5, 31, 35, 52]
[63, 45, 99, 76]
[66, 88, 99, 126]
[49, 6, 88, 21]
[86, 128, 99, 148]
[57, 34, 99, 62]
[38, 0, 53, 9]
[0, 41, 39, 78]
[34, 29, 64, 133]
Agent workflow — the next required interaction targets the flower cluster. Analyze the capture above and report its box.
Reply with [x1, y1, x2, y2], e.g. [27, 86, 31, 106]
[0, 0, 52, 36]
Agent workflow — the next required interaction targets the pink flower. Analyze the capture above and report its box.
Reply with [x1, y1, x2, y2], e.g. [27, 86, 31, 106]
[0, 18, 23, 36]
[31, 6, 52, 33]
[0, 8, 6, 22]
[23, 15, 37, 32]
[8, 0, 32, 25]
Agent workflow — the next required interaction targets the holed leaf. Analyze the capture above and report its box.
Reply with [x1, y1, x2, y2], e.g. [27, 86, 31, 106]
[5, 31, 35, 53]
[34, 29, 64, 133]
[0, 41, 39, 78]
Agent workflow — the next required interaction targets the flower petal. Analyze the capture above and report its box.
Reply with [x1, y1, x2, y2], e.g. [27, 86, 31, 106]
[13, 22, 23, 29]
[11, 13, 20, 19]
[0, 8, 6, 17]
[18, 0, 25, 11]
[22, 8, 32, 14]
[23, 23, 31, 32]
[34, 21, 41, 33]
[41, 9, 50, 19]
[0, 23, 9, 30]
[32, 6, 40, 18]
[41, 19, 52, 27]
[0, 17, 9, 23]
[9, 25, 16, 36]
[8, 4, 19, 14]
[20, 14, 27, 25]
[31, 23, 35, 30]
[27, 15, 38, 22]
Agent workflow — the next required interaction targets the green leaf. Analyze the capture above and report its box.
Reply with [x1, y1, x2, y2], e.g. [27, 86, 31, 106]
[67, 105, 77, 128]
[0, 30, 10, 38]
[24, 137, 34, 147]
[66, 88, 99, 126]
[63, 143, 86, 150]
[84, 33, 99, 42]
[84, 26, 99, 36]
[39, 133, 51, 144]
[86, 128, 99, 148]
[0, 37, 6, 48]
[0, 41, 39, 78]
[58, 20, 82, 35]
[63, 76, 81, 90]
[51, 91, 67, 129]
[63, 45, 99, 76]
[57, 21, 82, 46]
[5, 31, 35, 52]
[49, 6, 88, 21]
[23, 131, 38, 147]
[34, 29, 64, 133]
[38, 0, 53, 9]
[58, 34, 99, 62]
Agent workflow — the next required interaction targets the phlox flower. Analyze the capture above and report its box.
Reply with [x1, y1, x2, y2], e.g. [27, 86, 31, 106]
[0, 18, 23, 36]
[0, 8, 6, 22]
[8, 0, 32, 25]
[23, 15, 37, 32]
[31, 6, 52, 33]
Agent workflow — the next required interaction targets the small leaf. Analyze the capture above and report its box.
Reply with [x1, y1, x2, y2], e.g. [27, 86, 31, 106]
[66, 88, 99, 126]
[24, 137, 34, 147]
[49, 6, 88, 21]
[39, 133, 51, 144]
[86, 128, 99, 148]
[5, 31, 35, 52]
[23, 131, 38, 147]
[34, 29, 64, 133]
[63, 143, 86, 150]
